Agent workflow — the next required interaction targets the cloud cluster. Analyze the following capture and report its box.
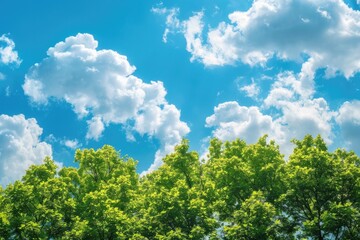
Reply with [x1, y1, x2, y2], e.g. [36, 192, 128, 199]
[159, 0, 360, 78]
[0, 114, 52, 186]
[266, 71, 334, 152]
[156, 0, 360, 154]
[206, 101, 284, 144]
[0, 34, 21, 66]
[206, 70, 336, 156]
[23, 33, 189, 171]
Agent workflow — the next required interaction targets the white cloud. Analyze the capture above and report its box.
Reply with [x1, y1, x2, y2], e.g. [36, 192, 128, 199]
[264, 59, 318, 105]
[269, 98, 334, 152]
[152, 7, 180, 43]
[136, 103, 190, 172]
[159, 0, 360, 78]
[0, 114, 53, 186]
[239, 82, 260, 99]
[264, 70, 335, 144]
[336, 101, 360, 153]
[206, 100, 334, 157]
[184, 12, 239, 66]
[153, 8, 239, 66]
[265, 69, 334, 155]
[23, 33, 190, 172]
[0, 34, 21, 66]
[86, 116, 105, 141]
[0, 72, 5, 80]
[63, 139, 81, 150]
[206, 101, 284, 145]
[206, 67, 336, 157]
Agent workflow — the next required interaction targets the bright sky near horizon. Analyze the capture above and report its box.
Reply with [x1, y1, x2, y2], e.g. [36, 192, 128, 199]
[0, 0, 360, 186]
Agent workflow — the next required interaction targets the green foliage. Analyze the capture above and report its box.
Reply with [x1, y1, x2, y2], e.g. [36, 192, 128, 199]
[224, 191, 280, 240]
[1, 135, 360, 239]
[140, 140, 216, 239]
[0, 186, 10, 239]
[280, 135, 360, 239]
[204, 136, 285, 225]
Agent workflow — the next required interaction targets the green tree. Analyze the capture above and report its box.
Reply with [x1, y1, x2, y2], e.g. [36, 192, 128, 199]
[281, 135, 360, 239]
[5, 157, 74, 239]
[224, 191, 281, 240]
[140, 139, 216, 239]
[322, 149, 360, 239]
[204, 136, 285, 239]
[0, 186, 10, 239]
[74, 145, 143, 239]
[1, 135, 359, 239]
[204, 138, 251, 220]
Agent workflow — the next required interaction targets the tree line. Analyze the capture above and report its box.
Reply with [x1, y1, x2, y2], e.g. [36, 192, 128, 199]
[0, 135, 359, 239]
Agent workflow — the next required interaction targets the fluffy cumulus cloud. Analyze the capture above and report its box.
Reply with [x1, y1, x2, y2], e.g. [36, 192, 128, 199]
[206, 70, 336, 156]
[23, 33, 189, 172]
[266, 71, 335, 150]
[206, 100, 334, 157]
[206, 101, 284, 144]
[0, 114, 52, 186]
[158, 0, 360, 78]
[336, 101, 360, 152]
[0, 34, 21, 66]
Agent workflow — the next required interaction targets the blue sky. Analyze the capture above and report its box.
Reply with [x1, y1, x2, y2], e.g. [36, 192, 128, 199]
[0, 0, 360, 186]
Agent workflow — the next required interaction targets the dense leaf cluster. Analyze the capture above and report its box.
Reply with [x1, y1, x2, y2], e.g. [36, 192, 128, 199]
[1, 135, 360, 239]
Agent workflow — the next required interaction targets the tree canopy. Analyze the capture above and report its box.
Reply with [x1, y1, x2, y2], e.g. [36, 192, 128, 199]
[1, 135, 359, 239]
